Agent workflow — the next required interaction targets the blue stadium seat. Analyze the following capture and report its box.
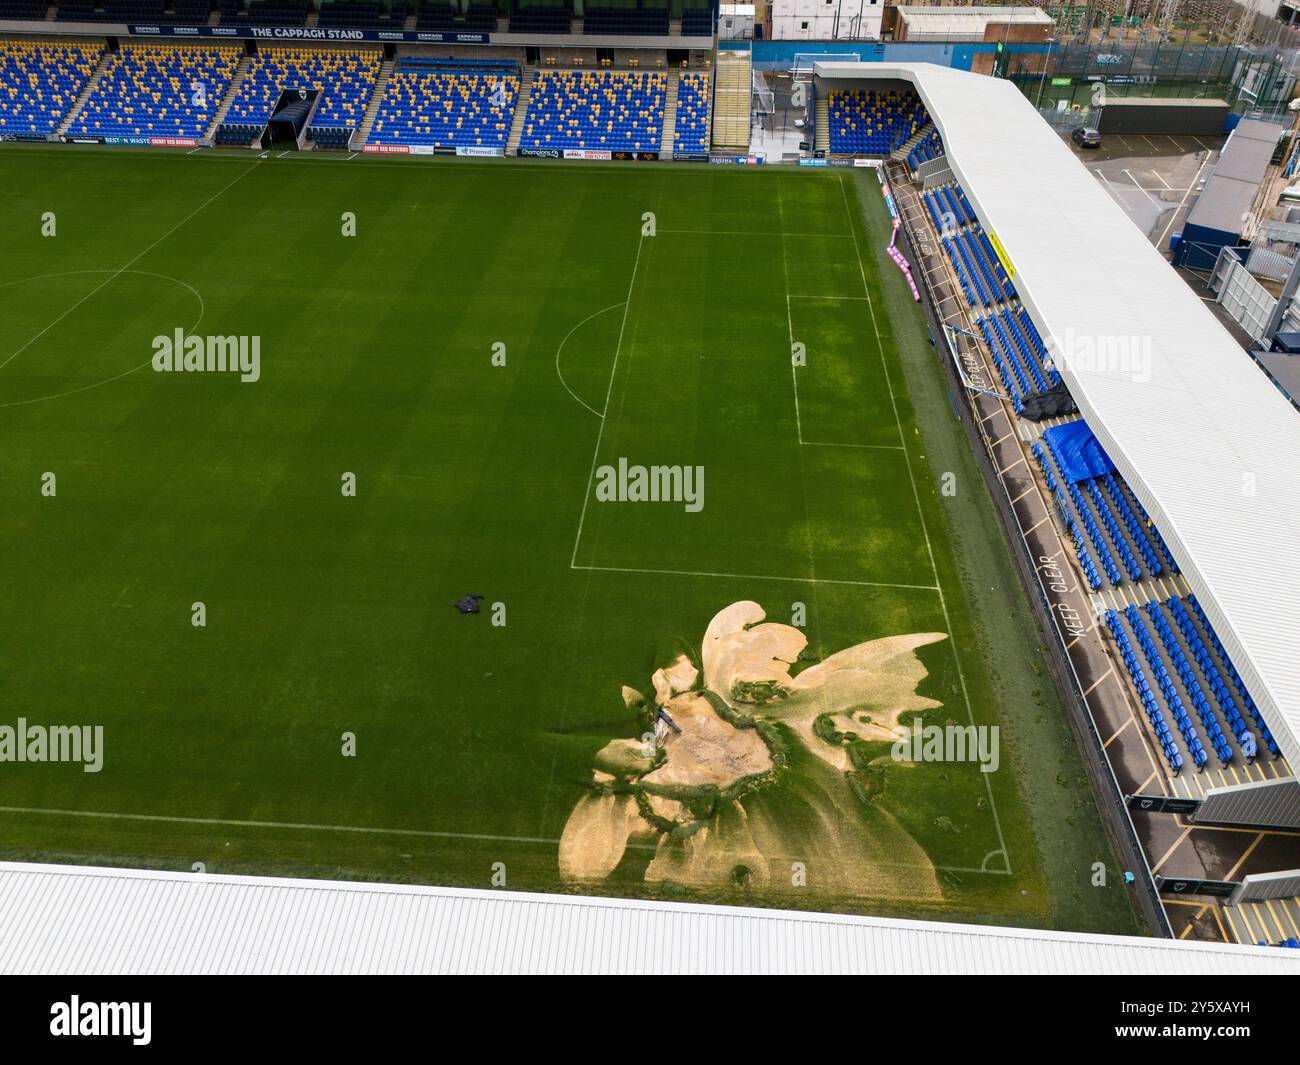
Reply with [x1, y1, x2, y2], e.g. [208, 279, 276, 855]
[69, 43, 240, 140]
[827, 89, 925, 156]
[673, 71, 709, 155]
[0, 39, 101, 138]
[369, 63, 519, 150]
[223, 47, 381, 138]
[519, 69, 665, 153]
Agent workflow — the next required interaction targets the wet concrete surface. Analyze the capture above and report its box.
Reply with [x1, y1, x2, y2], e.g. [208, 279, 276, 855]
[1063, 131, 1224, 252]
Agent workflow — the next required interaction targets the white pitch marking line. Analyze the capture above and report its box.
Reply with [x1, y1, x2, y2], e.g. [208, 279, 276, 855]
[571, 563, 940, 592]
[658, 228, 854, 239]
[0, 158, 261, 375]
[800, 440, 905, 451]
[786, 292, 803, 444]
[186, 147, 201, 155]
[787, 294, 871, 300]
[555, 301, 625, 419]
[0, 804, 562, 847]
[570, 234, 644, 568]
[840, 175, 1012, 871]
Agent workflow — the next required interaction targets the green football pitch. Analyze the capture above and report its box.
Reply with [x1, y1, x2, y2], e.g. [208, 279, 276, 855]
[0, 147, 1138, 933]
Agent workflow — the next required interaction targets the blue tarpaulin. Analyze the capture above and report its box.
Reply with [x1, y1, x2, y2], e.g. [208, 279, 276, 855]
[1042, 422, 1115, 484]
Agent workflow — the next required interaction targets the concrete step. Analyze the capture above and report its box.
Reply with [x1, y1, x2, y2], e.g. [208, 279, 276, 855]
[353, 56, 395, 149]
[206, 52, 251, 141]
[57, 48, 110, 136]
[506, 65, 535, 155]
[658, 69, 679, 159]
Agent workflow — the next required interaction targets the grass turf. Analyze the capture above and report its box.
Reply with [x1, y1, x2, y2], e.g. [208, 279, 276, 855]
[0, 147, 1139, 933]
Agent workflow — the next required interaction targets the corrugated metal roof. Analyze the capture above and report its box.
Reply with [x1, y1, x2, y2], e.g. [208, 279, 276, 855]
[816, 61, 1300, 774]
[0, 862, 1295, 973]
[895, 5, 1054, 37]
[1185, 119, 1282, 235]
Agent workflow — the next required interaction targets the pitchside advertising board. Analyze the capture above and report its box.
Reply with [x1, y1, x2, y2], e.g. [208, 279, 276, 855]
[59, 134, 197, 147]
[1155, 876, 1238, 898]
[1125, 793, 1201, 815]
[516, 148, 658, 161]
[362, 144, 503, 156]
[127, 23, 490, 43]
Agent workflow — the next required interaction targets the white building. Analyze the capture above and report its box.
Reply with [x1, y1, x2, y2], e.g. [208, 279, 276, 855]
[719, 2, 756, 39]
[770, 0, 884, 42]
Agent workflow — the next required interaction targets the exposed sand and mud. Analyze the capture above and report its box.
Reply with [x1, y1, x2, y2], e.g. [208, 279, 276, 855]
[557, 601, 949, 900]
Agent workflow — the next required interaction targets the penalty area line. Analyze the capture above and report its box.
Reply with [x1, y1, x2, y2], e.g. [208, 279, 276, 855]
[0, 805, 1010, 876]
[571, 562, 939, 593]
[0, 805, 560, 847]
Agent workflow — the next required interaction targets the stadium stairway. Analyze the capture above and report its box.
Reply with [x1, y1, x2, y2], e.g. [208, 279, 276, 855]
[891, 120, 932, 163]
[657, 69, 678, 159]
[815, 93, 828, 155]
[353, 55, 394, 148]
[206, 52, 252, 143]
[711, 48, 749, 151]
[55, 47, 108, 137]
[505, 63, 535, 155]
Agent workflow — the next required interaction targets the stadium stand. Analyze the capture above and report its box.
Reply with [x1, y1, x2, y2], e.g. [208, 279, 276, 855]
[673, 70, 708, 155]
[827, 89, 925, 156]
[317, 0, 397, 28]
[509, 4, 570, 33]
[0, 0, 50, 18]
[0, 39, 101, 139]
[415, 1, 457, 29]
[69, 43, 239, 140]
[519, 69, 664, 153]
[1028, 417, 1281, 773]
[462, 3, 499, 30]
[172, 0, 214, 20]
[908, 125, 942, 170]
[222, 0, 309, 24]
[53, 0, 102, 18]
[680, 4, 713, 35]
[710, 47, 748, 150]
[369, 59, 518, 150]
[582, 4, 668, 34]
[218, 46, 381, 146]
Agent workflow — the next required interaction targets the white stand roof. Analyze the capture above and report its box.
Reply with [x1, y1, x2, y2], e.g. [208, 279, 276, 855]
[1, 862, 1295, 974]
[818, 61, 1300, 771]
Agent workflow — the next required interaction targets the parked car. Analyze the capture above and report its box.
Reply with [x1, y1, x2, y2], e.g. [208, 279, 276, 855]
[1072, 126, 1102, 148]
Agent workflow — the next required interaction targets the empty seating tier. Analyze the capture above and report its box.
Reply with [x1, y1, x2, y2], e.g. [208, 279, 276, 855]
[520, 69, 665, 153]
[673, 71, 708, 155]
[369, 64, 519, 150]
[583, 5, 669, 34]
[0, 0, 49, 18]
[827, 89, 925, 156]
[223, 0, 309, 24]
[509, 5, 570, 32]
[0, 40, 101, 138]
[224, 47, 381, 134]
[69, 43, 239, 140]
[680, 5, 713, 35]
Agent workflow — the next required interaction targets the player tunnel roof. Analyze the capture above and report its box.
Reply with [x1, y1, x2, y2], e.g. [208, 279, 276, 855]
[815, 61, 1300, 773]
